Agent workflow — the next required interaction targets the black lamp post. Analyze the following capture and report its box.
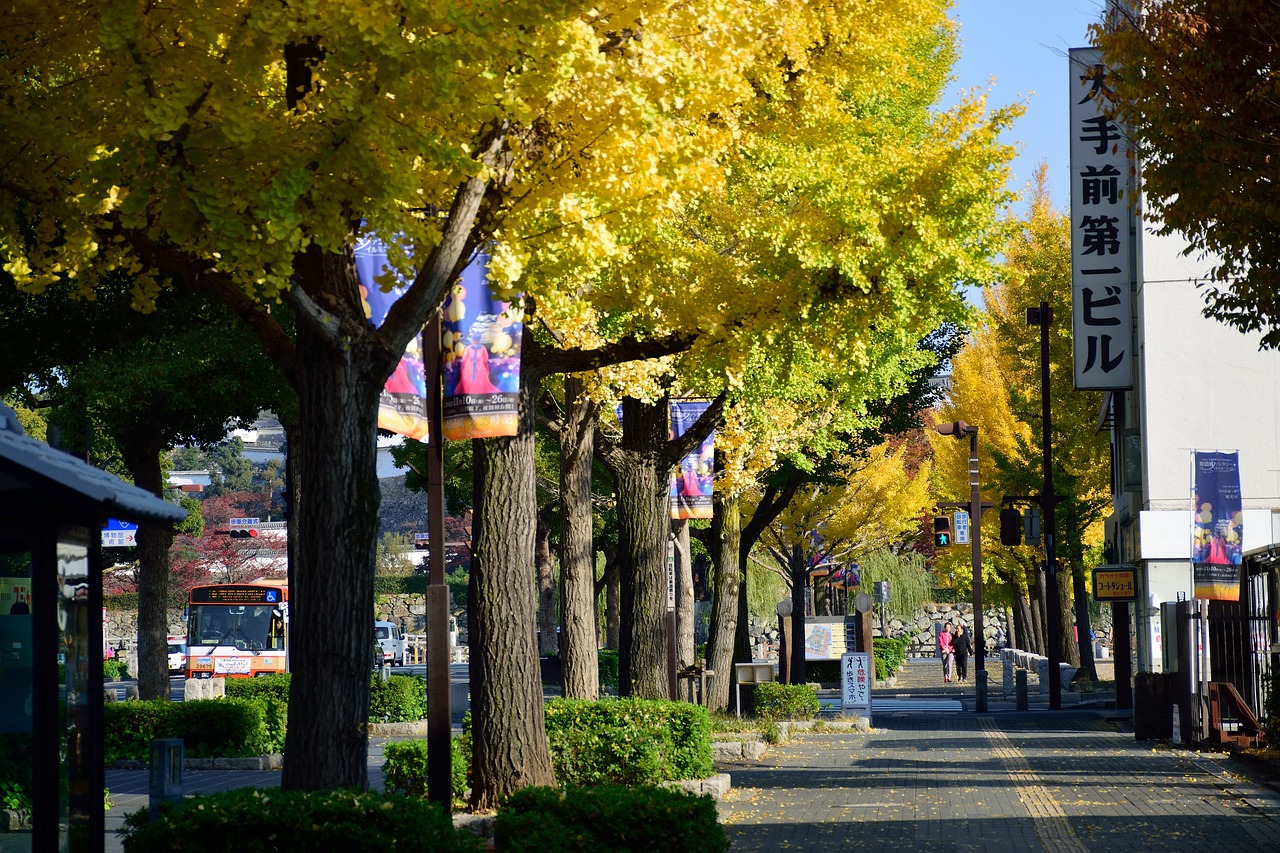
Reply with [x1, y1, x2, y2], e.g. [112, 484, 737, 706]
[1026, 302, 1062, 710]
[936, 419, 987, 712]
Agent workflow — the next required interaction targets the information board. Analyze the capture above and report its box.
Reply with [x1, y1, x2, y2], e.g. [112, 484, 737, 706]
[840, 652, 871, 714]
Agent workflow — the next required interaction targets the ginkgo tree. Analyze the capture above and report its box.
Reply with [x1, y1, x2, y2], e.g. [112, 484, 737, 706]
[0, 0, 769, 793]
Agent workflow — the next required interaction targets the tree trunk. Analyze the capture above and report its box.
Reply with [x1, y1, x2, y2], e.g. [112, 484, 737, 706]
[613, 396, 672, 699]
[469, 375, 555, 810]
[1013, 589, 1033, 653]
[605, 551, 620, 651]
[1033, 565, 1049, 655]
[559, 375, 599, 698]
[704, 494, 740, 712]
[535, 505, 558, 655]
[281, 298, 382, 791]
[789, 547, 807, 684]
[1071, 557, 1097, 679]
[672, 520, 695, 668]
[1057, 570, 1078, 666]
[119, 430, 172, 702]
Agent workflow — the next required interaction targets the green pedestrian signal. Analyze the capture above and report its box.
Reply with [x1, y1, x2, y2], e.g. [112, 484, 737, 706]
[933, 516, 952, 547]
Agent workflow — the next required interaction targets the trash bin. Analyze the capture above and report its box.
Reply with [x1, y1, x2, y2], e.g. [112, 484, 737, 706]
[1133, 672, 1173, 740]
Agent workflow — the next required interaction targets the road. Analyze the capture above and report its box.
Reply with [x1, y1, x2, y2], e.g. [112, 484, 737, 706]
[104, 662, 472, 702]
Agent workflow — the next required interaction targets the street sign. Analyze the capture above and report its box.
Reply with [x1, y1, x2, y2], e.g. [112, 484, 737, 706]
[101, 519, 138, 548]
[840, 652, 871, 715]
[228, 517, 260, 539]
[953, 510, 970, 545]
[1093, 565, 1138, 602]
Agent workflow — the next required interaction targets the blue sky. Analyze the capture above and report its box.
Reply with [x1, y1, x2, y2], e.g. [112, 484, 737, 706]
[946, 0, 1107, 214]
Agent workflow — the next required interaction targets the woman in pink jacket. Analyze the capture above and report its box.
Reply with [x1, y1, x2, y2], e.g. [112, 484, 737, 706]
[938, 623, 955, 683]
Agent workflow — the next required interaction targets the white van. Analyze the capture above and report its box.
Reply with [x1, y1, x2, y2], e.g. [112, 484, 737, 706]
[167, 635, 186, 675]
[374, 621, 406, 667]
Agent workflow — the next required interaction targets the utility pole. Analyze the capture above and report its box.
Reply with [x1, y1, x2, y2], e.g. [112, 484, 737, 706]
[1028, 302, 1062, 709]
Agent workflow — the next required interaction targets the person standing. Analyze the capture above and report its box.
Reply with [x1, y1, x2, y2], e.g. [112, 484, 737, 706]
[953, 623, 973, 683]
[938, 623, 956, 683]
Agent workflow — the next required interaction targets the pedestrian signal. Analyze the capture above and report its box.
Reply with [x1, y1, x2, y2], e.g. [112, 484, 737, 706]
[229, 527, 258, 539]
[933, 516, 952, 547]
[999, 508, 1023, 546]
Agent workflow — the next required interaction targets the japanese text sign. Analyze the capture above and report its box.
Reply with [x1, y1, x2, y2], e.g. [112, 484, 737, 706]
[1070, 48, 1133, 390]
[1092, 566, 1137, 602]
[840, 652, 871, 714]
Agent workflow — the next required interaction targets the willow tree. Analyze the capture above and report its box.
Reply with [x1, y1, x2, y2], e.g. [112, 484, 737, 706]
[0, 0, 761, 793]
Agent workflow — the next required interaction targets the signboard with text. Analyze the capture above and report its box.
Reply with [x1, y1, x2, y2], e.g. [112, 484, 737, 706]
[840, 652, 871, 715]
[953, 510, 970, 545]
[101, 519, 138, 548]
[1092, 565, 1138, 602]
[1069, 48, 1133, 390]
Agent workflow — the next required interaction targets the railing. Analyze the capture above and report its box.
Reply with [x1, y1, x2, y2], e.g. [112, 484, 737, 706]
[1206, 681, 1262, 748]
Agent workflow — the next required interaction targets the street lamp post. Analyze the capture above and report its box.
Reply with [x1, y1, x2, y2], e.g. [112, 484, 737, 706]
[1027, 302, 1062, 710]
[936, 420, 987, 712]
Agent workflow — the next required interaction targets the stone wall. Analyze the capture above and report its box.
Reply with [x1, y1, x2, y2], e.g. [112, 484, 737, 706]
[747, 602, 1114, 658]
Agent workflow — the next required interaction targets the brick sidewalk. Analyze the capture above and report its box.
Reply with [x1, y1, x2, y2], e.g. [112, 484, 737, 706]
[720, 659, 1280, 852]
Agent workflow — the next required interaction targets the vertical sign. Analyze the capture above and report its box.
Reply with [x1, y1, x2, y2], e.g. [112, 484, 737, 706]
[1191, 450, 1243, 601]
[440, 254, 523, 440]
[355, 234, 431, 440]
[1069, 48, 1133, 390]
[840, 652, 871, 715]
[669, 400, 714, 520]
[952, 510, 970, 545]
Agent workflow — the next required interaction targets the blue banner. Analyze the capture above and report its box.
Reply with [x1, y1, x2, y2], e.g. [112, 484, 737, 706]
[669, 400, 714, 520]
[355, 235, 429, 440]
[1192, 450, 1243, 601]
[440, 254, 522, 439]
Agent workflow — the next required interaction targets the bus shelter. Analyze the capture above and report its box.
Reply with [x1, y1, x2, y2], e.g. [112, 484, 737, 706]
[0, 405, 186, 851]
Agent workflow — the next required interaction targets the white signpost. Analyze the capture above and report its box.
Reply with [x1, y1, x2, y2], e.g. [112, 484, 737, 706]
[840, 652, 871, 719]
[953, 510, 970, 545]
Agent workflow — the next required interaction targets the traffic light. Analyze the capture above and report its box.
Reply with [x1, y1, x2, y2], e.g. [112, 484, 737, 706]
[933, 516, 952, 547]
[999, 508, 1023, 546]
[228, 527, 259, 539]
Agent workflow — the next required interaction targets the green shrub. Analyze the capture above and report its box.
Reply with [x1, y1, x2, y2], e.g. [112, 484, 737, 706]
[104, 699, 282, 762]
[102, 658, 129, 681]
[543, 698, 712, 787]
[1264, 670, 1280, 746]
[382, 738, 469, 806]
[873, 637, 907, 681]
[494, 785, 728, 853]
[121, 787, 480, 852]
[370, 673, 428, 723]
[223, 673, 291, 704]
[597, 649, 619, 691]
[753, 683, 819, 721]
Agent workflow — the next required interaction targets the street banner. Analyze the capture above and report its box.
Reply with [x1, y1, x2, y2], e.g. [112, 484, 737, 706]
[440, 254, 523, 440]
[669, 400, 714, 519]
[1191, 450, 1243, 601]
[1069, 48, 1133, 390]
[355, 235, 430, 440]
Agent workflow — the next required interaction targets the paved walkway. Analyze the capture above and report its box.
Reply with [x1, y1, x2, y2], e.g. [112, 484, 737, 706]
[718, 658, 1280, 852]
[101, 658, 1280, 851]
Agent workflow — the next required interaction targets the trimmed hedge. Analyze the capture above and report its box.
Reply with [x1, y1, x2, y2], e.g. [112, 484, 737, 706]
[383, 738, 469, 805]
[753, 683, 819, 721]
[223, 673, 291, 704]
[370, 674, 428, 723]
[543, 698, 712, 787]
[494, 785, 728, 853]
[121, 787, 480, 852]
[105, 698, 284, 762]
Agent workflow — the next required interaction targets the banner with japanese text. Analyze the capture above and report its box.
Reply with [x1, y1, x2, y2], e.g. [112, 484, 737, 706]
[1192, 450, 1243, 601]
[1069, 48, 1133, 390]
[669, 400, 714, 519]
[354, 235, 430, 440]
[440, 254, 523, 440]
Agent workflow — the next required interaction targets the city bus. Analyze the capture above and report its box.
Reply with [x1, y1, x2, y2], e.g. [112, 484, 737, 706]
[184, 578, 288, 678]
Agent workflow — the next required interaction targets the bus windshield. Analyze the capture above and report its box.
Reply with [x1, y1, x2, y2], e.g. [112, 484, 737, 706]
[190, 604, 283, 652]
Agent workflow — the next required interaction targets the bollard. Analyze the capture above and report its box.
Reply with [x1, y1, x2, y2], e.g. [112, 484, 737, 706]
[380, 662, 391, 683]
[149, 738, 184, 821]
[1016, 668, 1028, 711]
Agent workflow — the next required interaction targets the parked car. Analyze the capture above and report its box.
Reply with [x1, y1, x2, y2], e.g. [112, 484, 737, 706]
[167, 636, 186, 675]
[374, 621, 407, 667]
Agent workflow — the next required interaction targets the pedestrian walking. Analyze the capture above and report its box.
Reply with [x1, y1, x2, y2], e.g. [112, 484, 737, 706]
[953, 623, 973, 682]
[938, 623, 955, 683]
[993, 623, 1005, 651]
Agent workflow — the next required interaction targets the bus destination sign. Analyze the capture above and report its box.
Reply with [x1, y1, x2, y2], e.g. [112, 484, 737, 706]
[190, 585, 283, 605]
